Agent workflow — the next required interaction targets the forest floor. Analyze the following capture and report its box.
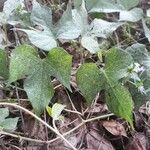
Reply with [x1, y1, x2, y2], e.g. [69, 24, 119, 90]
[0, 0, 150, 150]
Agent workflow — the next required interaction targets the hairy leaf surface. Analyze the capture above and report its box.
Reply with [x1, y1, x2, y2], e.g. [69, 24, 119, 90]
[0, 49, 8, 79]
[9, 45, 72, 114]
[77, 63, 103, 104]
[77, 48, 134, 125]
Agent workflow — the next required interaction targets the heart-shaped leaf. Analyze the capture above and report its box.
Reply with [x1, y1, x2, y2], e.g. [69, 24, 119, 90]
[77, 48, 134, 126]
[77, 63, 104, 104]
[9, 45, 72, 114]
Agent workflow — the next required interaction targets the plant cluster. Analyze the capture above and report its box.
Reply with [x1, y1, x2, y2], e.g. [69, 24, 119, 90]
[0, 0, 150, 139]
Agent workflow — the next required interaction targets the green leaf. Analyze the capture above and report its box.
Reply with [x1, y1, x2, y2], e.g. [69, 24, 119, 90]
[119, 8, 143, 22]
[3, 0, 23, 18]
[126, 43, 150, 107]
[19, 28, 57, 51]
[1, 118, 19, 130]
[89, 0, 121, 13]
[126, 43, 149, 63]
[24, 60, 54, 115]
[101, 48, 134, 125]
[147, 9, 150, 17]
[81, 35, 99, 53]
[87, 0, 142, 22]
[18, 0, 57, 51]
[0, 49, 8, 79]
[0, 108, 9, 124]
[77, 48, 134, 125]
[78, 17, 123, 53]
[56, 2, 81, 40]
[0, 0, 23, 25]
[88, 0, 139, 13]
[104, 48, 133, 85]
[0, 108, 18, 130]
[142, 20, 150, 43]
[31, 0, 52, 27]
[9, 45, 72, 114]
[106, 84, 133, 126]
[46, 47, 72, 91]
[117, 0, 139, 10]
[46, 106, 52, 116]
[90, 19, 123, 39]
[128, 83, 147, 109]
[0, 29, 5, 49]
[77, 63, 103, 104]
[9, 44, 39, 82]
[51, 103, 66, 120]
[72, 0, 88, 35]
[73, 0, 82, 8]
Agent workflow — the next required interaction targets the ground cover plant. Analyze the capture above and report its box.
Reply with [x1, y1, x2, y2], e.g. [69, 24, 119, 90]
[0, 0, 150, 149]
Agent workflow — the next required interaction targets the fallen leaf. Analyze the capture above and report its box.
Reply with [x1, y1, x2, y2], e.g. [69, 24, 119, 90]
[102, 120, 127, 137]
[86, 129, 115, 150]
[125, 133, 148, 150]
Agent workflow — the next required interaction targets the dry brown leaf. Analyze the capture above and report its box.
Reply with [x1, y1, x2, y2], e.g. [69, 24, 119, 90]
[125, 133, 148, 150]
[102, 120, 127, 137]
[139, 101, 150, 116]
[86, 129, 115, 150]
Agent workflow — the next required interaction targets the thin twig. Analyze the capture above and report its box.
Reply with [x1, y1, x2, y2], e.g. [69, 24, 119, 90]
[0, 102, 77, 150]
[47, 113, 114, 144]
[44, 110, 48, 141]
[15, 83, 26, 135]
[0, 131, 46, 144]
[0, 102, 114, 146]
[64, 109, 83, 116]
[65, 89, 83, 120]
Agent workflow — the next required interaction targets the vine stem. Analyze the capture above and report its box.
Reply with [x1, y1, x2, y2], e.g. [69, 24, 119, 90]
[0, 102, 77, 150]
[0, 102, 114, 146]
[48, 113, 114, 144]
[0, 131, 45, 143]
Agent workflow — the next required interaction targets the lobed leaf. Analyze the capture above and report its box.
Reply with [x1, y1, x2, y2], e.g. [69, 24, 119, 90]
[77, 48, 134, 125]
[77, 63, 104, 104]
[9, 45, 72, 114]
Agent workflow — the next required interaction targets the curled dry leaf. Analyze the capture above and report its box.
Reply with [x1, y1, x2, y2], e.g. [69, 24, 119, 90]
[125, 133, 148, 150]
[102, 120, 127, 137]
[86, 129, 115, 150]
